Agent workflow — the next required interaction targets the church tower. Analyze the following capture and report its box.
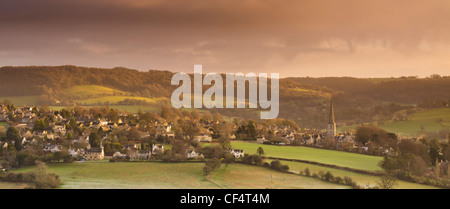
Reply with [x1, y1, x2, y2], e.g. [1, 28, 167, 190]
[327, 100, 337, 137]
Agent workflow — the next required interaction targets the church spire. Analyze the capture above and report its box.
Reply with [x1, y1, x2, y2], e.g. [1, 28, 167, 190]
[327, 99, 337, 137]
[329, 100, 335, 124]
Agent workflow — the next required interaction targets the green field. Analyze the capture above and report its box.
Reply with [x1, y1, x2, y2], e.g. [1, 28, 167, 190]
[271, 160, 437, 189]
[76, 96, 160, 105]
[5, 161, 348, 189]
[62, 85, 127, 97]
[0, 96, 39, 106]
[379, 108, 450, 137]
[339, 108, 450, 137]
[0, 85, 165, 111]
[209, 163, 348, 189]
[230, 141, 383, 171]
[63, 85, 165, 106]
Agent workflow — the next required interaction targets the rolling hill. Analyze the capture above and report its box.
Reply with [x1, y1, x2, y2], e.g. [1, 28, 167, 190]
[1, 65, 449, 132]
[339, 108, 450, 137]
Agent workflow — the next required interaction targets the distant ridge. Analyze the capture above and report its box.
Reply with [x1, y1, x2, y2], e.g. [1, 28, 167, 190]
[1, 65, 450, 130]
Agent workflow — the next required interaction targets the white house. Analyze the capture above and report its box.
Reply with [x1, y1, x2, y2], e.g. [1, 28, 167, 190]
[152, 144, 164, 155]
[185, 147, 204, 159]
[230, 149, 245, 158]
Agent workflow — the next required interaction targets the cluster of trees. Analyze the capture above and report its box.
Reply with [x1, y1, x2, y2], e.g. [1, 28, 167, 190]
[116, 99, 152, 106]
[355, 126, 398, 150]
[0, 161, 61, 189]
[265, 160, 290, 172]
[0, 131, 74, 170]
[300, 167, 362, 189]
[235, 118, 299, 142]
[285, 75, 450, 128]
[241, 154, 264, 166]
[0, 66, 175, 99]
[380, 137, 450, 178]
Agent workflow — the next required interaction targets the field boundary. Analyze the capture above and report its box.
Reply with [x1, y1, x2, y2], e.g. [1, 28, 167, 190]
[264, 156, 383, 176]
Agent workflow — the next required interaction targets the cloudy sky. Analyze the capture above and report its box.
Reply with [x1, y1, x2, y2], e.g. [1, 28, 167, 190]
[1, 0, 450, 77]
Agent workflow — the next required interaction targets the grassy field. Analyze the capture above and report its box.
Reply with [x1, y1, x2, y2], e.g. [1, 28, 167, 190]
[0, 85, 165, 112]
[230, 141, 383, 171]
[76, 96, 161, 105]
[12, 161, 217, 189]
[209, 163, 349, 189]
[63, 85, 165, 106]
[5, 161, 349, 189]
[339, 108, 450, 137]
[270, 160, 438, 189]
[378, 108, 450, 137]
[62, 85, 127, 97]
[0, 181, 30, 189]
[0, 96, 39, 106]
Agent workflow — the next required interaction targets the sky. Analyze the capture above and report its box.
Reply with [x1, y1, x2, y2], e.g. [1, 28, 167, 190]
[1, 0, 450, 78]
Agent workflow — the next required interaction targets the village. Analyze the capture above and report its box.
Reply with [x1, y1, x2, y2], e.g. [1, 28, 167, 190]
[1, 99, 450, 190]
[0, 101, 399, 165]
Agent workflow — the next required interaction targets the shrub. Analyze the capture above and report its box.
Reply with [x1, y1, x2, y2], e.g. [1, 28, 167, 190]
[203, 158, 222, 177]
[203, 165, 213, 176]
[318, 171, 325, 179]
[343, 176, 354, 185]
[241, 154, 264, 166]
[334, 176, 343, 184]
[0, 161, 61, 189]
[323, 171, 335, 182]
[222, 152, 235, 164]
[205, 158, 222, 170]
[252, 155, 264, 166]
[304, 168, 311, 176]
[29, 161, 61, 189]
[270, 160, 283, 171]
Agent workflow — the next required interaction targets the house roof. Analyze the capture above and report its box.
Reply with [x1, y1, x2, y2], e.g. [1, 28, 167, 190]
[86, 148, 103, 153]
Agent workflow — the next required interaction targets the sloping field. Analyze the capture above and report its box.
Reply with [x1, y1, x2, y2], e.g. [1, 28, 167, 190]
[76, 96, 160, 105]
[9, 161, 349, 189]
[378, 108, 450, 137]
[0, 96, 39, 106]
[272, 160, 438, 189]
[230, 141, 383, 171]
[210, 163, 349, 189]
[62, 85, 127, 97]
[339, 108, 450, 137]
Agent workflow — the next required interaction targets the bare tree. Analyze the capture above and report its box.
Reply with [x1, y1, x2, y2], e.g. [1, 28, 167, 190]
[376, 175, 398, 189]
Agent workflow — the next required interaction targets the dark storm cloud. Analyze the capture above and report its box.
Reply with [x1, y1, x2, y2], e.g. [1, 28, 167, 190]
[1, 0, 450, 77]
